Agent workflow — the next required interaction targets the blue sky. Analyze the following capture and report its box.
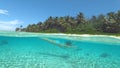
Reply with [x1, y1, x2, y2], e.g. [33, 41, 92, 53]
[0, 0, 120, 31]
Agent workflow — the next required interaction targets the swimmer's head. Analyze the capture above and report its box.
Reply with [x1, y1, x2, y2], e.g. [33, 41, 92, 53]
[66, 41, 72, 46]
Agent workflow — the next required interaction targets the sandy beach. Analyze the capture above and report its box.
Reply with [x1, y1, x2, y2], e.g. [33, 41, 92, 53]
[0, 31, 120, 40]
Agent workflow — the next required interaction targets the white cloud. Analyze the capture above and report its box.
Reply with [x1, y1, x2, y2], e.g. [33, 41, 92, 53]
[0, 9, 8, 15]
[0, 20, 23, 31]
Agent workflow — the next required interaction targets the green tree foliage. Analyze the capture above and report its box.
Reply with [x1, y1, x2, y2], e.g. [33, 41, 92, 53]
[76, 12, 86, 25]
[101, 11, 120, 33]
[16, 10, 120, 34]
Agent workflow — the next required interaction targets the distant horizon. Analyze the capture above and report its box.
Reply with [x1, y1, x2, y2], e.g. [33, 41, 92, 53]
[0, 0, 120, 31]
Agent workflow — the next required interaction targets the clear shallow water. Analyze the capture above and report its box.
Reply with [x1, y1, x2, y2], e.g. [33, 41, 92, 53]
[0, 32, 120, 68]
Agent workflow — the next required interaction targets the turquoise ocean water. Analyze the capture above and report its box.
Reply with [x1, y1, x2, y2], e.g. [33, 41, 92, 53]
[0, 32, 120, 68]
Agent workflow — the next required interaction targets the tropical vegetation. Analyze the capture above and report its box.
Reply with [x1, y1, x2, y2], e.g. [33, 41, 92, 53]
[16, 10, 120, 35]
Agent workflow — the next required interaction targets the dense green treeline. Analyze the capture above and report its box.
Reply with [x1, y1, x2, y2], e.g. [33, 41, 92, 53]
[16, 10, 120, 34]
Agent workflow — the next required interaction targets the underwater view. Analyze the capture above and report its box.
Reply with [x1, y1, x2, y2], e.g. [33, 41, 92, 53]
[1, 0, 120, 68]
[0, 32, 120, 68]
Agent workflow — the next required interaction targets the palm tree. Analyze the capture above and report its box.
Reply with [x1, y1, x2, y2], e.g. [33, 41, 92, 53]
[76, 12, 86, 25]
[15, 28, 20, 31]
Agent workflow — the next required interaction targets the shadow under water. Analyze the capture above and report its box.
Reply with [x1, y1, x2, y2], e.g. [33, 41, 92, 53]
[37, 52, 70, 59]
[0, 40, 8, 46]
[99, 53, 111, 58]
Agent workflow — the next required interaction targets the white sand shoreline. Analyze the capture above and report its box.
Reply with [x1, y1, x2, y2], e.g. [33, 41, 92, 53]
[33, 33, 120, 39]
[50, 34, 120, 40]
[0, 31, 120, 39]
